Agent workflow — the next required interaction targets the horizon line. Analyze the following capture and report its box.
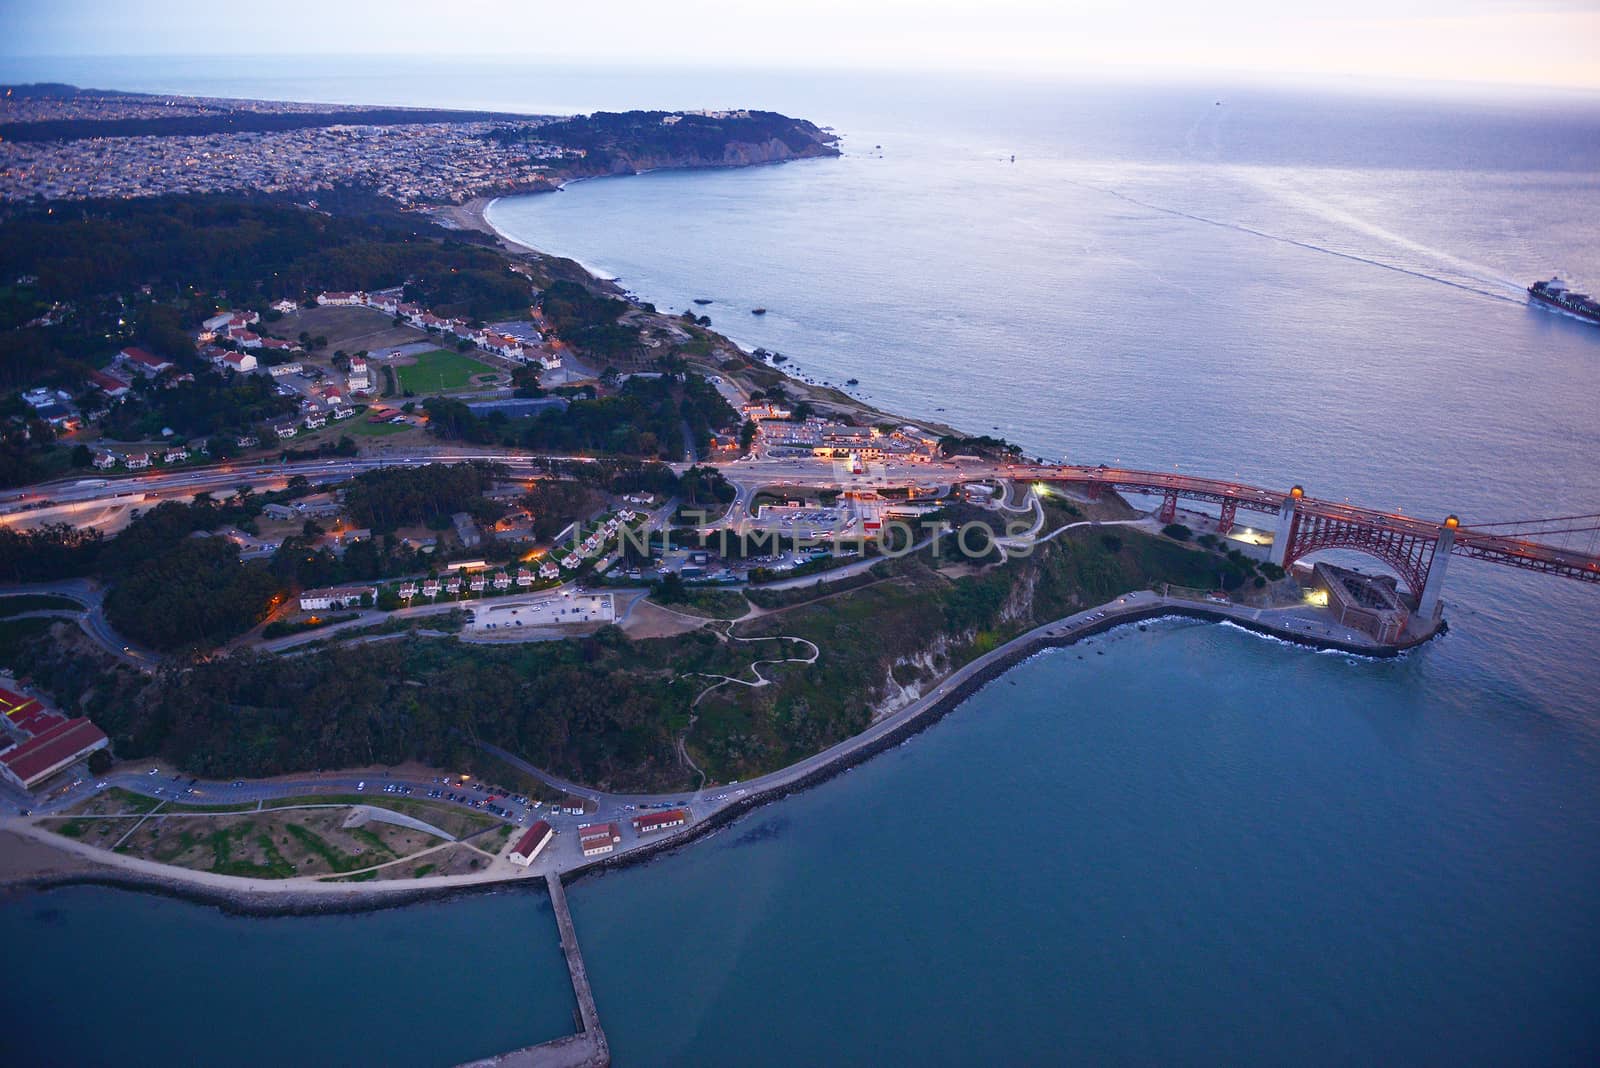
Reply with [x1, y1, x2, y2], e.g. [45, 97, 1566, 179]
[2, 53, 1599, 98]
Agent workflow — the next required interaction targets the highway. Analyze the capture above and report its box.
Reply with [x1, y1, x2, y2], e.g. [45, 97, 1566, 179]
[7, 446, 1596, 584]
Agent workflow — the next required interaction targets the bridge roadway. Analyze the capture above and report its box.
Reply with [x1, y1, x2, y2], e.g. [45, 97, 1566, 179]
[1010, 463, 1600, 583]
[4, 451, 1596, 583]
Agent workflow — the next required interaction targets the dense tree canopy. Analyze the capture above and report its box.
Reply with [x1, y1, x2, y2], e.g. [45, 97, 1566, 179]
[427, 373, 735, 459]
[341, 462, 505, 532]
[103, 536, 283, 651]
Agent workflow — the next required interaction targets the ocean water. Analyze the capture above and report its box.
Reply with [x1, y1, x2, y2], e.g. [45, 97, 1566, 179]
[1, 57, 1598, 1065]
[0, 884, 578, 1066]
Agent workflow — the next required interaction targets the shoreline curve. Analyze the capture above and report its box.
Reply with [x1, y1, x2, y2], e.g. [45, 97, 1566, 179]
[0, 597, 1439, 916]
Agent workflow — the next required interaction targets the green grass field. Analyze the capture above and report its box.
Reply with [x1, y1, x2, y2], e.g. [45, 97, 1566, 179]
[396, 349, 496, 394]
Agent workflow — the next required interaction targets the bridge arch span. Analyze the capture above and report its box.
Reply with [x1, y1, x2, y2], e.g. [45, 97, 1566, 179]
[1281, 510, 1439, 597]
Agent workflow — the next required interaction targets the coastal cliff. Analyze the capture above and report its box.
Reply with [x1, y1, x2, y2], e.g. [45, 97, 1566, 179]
[522, 109, 841, 178]
[588, 135, 837, 176]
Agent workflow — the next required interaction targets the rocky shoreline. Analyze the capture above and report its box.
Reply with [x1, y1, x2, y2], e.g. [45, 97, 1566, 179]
[2, 597, 1436, 915]
[0, 149, 1443, 916]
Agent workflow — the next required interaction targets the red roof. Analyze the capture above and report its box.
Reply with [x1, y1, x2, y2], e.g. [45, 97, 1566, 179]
[0, 717, 107, 786]
[14, 708, 65, 735]
[578, 822, 619, 842]
[0, 685, 42, 720]
[634, 809, 686, 830]
[120, 346, 171, 370]
[89, 370, 130, 393]
[513, 820, 552, 856]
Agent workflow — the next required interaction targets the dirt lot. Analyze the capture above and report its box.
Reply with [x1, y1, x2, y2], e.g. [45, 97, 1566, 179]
[370, 843, 488, 881]
[617, 597, 711, 639]
[260, 795, 500, 840]
[43, 805, 447, 880]
[277, 305, 429, 353]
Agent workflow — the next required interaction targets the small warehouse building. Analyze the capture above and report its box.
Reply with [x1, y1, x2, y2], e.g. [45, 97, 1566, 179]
[578, 823, 622, 856]
[633, 809, 687, 835]
[509, 821, 555, 867]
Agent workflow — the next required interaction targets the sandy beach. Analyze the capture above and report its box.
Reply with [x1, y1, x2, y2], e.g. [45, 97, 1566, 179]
[426, 196, 542, 255]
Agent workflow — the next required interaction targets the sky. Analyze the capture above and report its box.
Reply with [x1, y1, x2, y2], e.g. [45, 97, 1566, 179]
[2, 0, 1598, 90]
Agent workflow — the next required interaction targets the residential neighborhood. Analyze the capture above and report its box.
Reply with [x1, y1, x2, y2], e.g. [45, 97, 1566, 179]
[1, 110, 580, 207]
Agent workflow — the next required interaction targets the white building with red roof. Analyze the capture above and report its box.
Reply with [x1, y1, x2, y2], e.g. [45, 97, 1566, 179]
[578, 822, 622, 856]
[633, 809, 688, 834]
[89, 370, 131, 398]
[509, 821, 554, 866]
[298, 585, 376, 611]
[347, 357, 371, 394]
[118, 346, 174, 375]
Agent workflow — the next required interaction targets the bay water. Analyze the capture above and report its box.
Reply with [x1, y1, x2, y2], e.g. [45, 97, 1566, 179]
[0, 57, 1597, 1065]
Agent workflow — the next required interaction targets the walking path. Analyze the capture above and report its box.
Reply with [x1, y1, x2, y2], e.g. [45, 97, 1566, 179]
[679, 628, 821, 788]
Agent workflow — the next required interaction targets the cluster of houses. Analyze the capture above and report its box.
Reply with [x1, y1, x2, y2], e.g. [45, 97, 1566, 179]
[395, 565, 534, 601]
[273, 405, 356, 440]
[505, 808, 693, 870]
[93, 441, 201, 471]
[316, 289, 561, 370]
[21, 386, 82, 434]
[199, 308, 297, 356]
[25, 345, 195, 449]
[394, 561, 560, 603]
[555, 511, 636, 571]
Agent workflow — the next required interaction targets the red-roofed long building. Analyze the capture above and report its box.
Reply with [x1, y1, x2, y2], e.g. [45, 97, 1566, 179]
[509, 820, 554, 867]
[0, 717, 108, 790]
[633, 809, 687, 835]
[89, 370, 131, 398]
[118, 346, 174, 374]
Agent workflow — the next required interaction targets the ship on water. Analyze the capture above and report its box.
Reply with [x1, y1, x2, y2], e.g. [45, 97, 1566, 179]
[1527, 277, 1600, 325]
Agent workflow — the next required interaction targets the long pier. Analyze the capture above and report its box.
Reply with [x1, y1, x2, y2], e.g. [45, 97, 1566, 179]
[458, 873, 609, 1068]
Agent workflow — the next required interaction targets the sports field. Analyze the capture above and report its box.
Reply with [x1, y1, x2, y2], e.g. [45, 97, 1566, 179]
[396, 349, 496, 393]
